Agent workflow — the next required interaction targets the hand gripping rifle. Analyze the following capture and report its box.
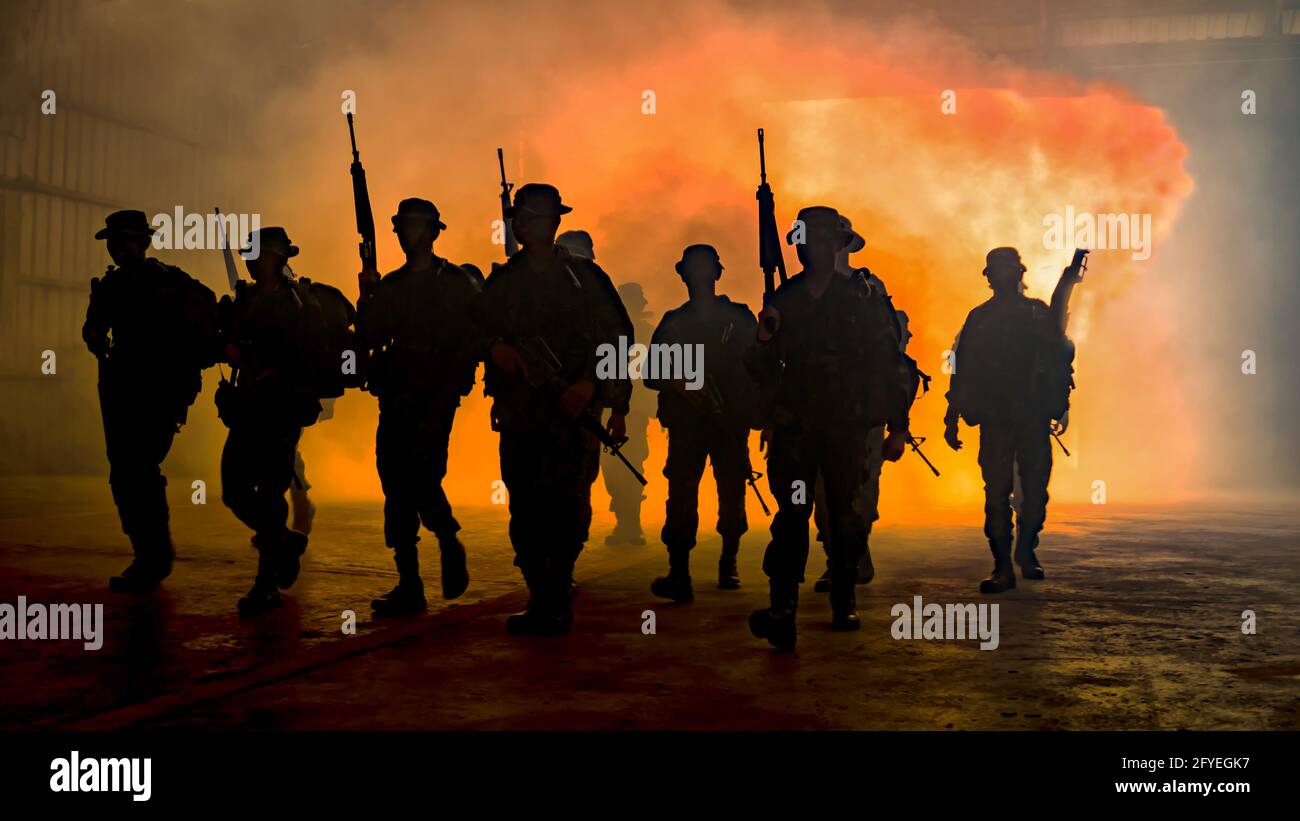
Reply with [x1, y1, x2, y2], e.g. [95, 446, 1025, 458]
[497, 147, 519, 258]
[514, 337, 648, 486]
[347, 113, 377, 273]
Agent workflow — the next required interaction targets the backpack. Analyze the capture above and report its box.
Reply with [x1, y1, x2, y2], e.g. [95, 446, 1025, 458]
[292, 278, 360, 399]
[1033, 325, 1076, 422]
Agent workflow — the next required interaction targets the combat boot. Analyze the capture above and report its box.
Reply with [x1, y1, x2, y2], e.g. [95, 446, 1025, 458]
[274, 528, 309, 590]
[813, 566, 832, 594]
[717, 538, 741, 590]
[605, 518, 646, 546]
[748, 579, 798, 651]
[372, 546, 427, 617]
[651, 550, 694, 602]
[238, 548, 282, 616]
[829, 567, 860, 631]
[1014, 535, 1045, 580]
[979, 542, 1017, 594]
[109, 531, 174, 593]
[507, 563, 569, 636]
[438, 533, 470, 600]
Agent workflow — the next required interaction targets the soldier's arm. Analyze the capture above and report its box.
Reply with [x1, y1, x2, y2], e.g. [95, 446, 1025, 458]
[188, 279, 222, 368]
[944, 317, 976, 426]
[864, 298, 910, 433]
[587, 263, 634, 415]
[1048, 266, 1083, 333]
[642, 314, 673, 392]
[354, 275, 394, 348]
[82, 270, 114, 354]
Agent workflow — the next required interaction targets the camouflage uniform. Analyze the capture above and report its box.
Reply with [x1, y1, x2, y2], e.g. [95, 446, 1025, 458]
[357, 247, 481, 607]
[946, 245, 1081, 594]
[747, 213, 912, 646]
[83, 210, 219, 592]
[217, 228, 331, 614]
[474, 239, 632, 629]
[647, 293, 758, 592]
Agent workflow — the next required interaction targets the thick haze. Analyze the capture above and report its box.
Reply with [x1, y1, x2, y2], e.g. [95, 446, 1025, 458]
[50, 0, 1297, 522]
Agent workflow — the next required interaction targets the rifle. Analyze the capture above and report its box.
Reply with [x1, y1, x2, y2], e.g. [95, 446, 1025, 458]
[747, 468, 772, 516]
[497, 147, 519, 258]
[756, 128, 787, 331]
[513, 336, 648, 486]
[347, 113, 377, 272]
[1051, 431, 1071, 457]
[905, 434, 941, 477]
[214, 207, 240, 292]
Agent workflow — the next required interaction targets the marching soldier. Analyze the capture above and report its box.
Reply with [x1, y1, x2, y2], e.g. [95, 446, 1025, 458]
[746, 207, 912, 650]
[555, 232, 655, 547]
[217, 227, 335, 616]
[812, 215, 915, 592]
[474, 184, 633, 635]
[83, 210, 219, 593]
[646, 244, 758, 600]
[944, 247, 1082, 593]
[356, 198, 480, 616]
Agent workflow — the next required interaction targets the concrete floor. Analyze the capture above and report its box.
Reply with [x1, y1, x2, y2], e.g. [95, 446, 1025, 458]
[0, 477, 1297, 730]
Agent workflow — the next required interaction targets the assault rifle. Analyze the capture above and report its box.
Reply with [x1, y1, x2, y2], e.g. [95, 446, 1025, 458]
[514, 337, 648, 486]
[497, 147, 519, 258]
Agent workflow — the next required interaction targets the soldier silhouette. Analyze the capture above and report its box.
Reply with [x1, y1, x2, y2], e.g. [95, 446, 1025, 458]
[473, 184, 633, 635]
[217, 227, 342, 616]
[812, 215, 917, 593]
[944, 246, 1082, 593]
[83, 210, 218, 593]
[355, 197, 479, 616]
[646, 244, 758, 600]
[746, 206, 912, 650]
[555, 231, 655, 547]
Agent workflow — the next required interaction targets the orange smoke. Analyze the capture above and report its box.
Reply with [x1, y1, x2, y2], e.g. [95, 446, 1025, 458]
[254, 2, 1192, 527]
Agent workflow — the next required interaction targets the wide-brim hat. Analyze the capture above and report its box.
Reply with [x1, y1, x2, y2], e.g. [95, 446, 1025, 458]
[95, 209, 156, 240]
[984, 246, 1026, 274]
[840, 216, 866, 253]
[240, 227, 299, 260]
[786, 205, 848, 246]
[674, 243, 724, 276]
[556, 229, 595, 260]
[505, 183, 572, 218]
[391, 197, 447, 230]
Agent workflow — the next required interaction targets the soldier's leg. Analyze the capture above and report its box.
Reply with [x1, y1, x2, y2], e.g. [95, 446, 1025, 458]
[1013, 421, 1053, 579]
[415, 400, 468, 600]
[709, 423, 750, 590]
[977, 423, 1017, 593]
[653, 423, 708, 601]
[223, 422, 303, 615]
[858, 425, 885, 584]
[750, 424, 818, 650]
[501, 430, 561, 634]
[820, 428, 870, 630]
[810, 471, 835, 591]
[104, 398, 179, 591]
[289, 447, 315, 535]
[604, 414, 649, 544]
[373, 409, 429, 615]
